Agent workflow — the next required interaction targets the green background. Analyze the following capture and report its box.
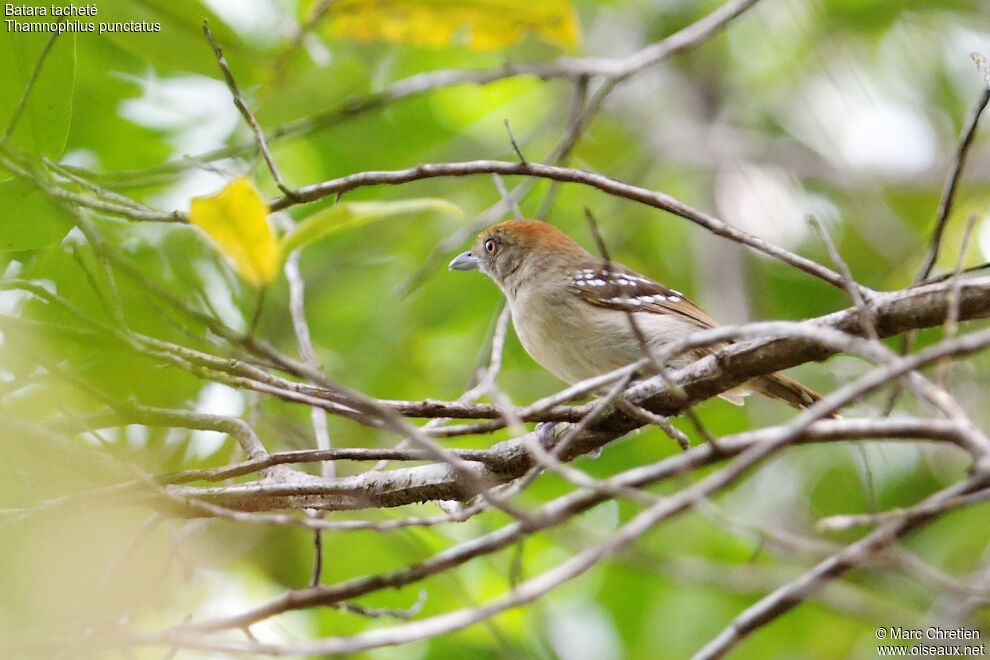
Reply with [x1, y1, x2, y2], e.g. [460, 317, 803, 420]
[1, 0, 989, 657]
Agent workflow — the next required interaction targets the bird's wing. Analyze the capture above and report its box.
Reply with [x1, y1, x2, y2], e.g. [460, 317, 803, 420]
[567, 264, 716, 330]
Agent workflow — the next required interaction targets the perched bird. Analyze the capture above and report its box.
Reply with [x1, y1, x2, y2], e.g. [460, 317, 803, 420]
[449, 219, 821, 410]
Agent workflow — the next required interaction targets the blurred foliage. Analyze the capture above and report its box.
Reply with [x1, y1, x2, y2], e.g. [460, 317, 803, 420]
[1, 0, 990, 658]
[322, 0, 581, 51]
[279, 198, 464, 258]
[190, 175, 464, 286]
[0, 31, 75, 161]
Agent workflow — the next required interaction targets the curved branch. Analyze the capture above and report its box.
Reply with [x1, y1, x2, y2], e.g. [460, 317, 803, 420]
[159, 275, 990, 513]
[75, 0, 760, 183]
[266, 159, 847, 289]
[694, 476, 987, 659]
[86, 419, 978, 654]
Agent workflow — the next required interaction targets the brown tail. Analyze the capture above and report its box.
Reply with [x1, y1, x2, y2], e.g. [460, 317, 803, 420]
[752, 372, 824, 411]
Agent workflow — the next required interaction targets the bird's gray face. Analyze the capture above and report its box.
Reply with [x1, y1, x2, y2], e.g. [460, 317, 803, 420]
[448, 232, 520, 285]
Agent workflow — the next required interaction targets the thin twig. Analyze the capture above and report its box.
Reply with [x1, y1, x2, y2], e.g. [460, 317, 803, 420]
[202, 20, 297, 198]
[914, 82, 990, 284]
[808, 214, 877, 339]
[817, 486, 990, 532]
[585, 207, 717, 447]
[310, 528, 324, 587]
[536, 76, 589, 219]
[491, 173, 523, 218]
[938, 214, 979, 386]
[268, 160, 847, 290]
[283, 246, 334, 478]
[695, 477, 988, 659]
[337, 591, 427, 620]
[503, 118, 528, 165]
[888, 59, 990, 413]
[617, 400, 691, 450]
[82, 0, 761, 185]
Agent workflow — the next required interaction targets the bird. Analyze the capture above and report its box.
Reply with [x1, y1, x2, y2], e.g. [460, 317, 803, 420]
[448, 218, 822, 411]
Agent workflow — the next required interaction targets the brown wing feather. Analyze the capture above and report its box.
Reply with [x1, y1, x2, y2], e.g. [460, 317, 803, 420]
[568, 263, 716, 329]
[567, 263, 827, 413]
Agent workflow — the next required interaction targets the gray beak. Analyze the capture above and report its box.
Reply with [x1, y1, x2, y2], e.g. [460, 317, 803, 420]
[448, 251, 480, 272]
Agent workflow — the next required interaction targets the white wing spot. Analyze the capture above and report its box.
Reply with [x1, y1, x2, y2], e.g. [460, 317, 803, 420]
[604, 296, 643, 306]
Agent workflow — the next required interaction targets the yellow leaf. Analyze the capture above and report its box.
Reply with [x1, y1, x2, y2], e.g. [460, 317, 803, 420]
[323, 0, 580, 52]
[188, 178, 279, 287]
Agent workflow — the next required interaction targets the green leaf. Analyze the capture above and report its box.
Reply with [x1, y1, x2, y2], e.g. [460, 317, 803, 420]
[280, 199, 463, 255]
[0, 178, 72, 252]
[0, 32, 76, 163]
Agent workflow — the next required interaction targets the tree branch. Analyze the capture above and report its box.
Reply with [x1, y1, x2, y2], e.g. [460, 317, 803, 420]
[131, 275, 990, 513]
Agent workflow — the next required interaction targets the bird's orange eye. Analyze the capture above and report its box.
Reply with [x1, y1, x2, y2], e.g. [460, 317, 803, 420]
[484, 238, 497, 255]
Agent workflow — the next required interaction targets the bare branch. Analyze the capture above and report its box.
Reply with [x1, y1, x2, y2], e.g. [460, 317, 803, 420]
[808, 214, 876, 338]
[263, 159, 847, 289]
[283, 245, 334, 478]
[817, 487, 990, 533]
[202, 20, 296, 198]
[78, 0, 761, 184]
[914, 82, 990, 283]
[938, 214, 979, 385]
[695, 477, 987, 659]
[503, 118, 527, 165]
